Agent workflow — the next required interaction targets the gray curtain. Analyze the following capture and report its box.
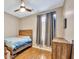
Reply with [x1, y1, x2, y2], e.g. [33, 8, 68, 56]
[45, 13, 49, 46]
[36, 12, 54, 46]
[36, 15, 42, 45]
[45, 12, 53, 46]
[50, 12, 53, 45]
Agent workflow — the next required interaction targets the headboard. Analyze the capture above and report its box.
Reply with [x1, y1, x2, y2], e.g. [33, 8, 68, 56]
[19, 30, 32, 39]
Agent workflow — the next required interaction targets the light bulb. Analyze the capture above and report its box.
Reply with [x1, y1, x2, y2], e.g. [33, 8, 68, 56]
[20, 8, 25, 12]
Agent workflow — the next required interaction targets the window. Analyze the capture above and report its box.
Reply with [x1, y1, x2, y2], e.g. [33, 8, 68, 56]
[41, 15, 46, 46]
[36, 12, 56, 47]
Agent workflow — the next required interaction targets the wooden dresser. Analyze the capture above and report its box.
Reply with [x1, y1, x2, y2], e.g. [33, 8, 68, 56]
[52, 38, 72, 59]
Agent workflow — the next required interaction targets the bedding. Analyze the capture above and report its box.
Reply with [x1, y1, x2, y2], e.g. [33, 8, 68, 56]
[4, 36, 32, 50]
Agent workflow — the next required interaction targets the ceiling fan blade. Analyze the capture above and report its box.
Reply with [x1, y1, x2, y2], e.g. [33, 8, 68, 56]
[25, 8, 32, 12]
[14, 9, 20, 12]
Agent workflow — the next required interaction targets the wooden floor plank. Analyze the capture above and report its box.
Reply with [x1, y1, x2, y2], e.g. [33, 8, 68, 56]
[15, 47, 52, 59]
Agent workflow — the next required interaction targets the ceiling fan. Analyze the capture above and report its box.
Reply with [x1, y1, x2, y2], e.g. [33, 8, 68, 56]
[14, 0, 32, 12]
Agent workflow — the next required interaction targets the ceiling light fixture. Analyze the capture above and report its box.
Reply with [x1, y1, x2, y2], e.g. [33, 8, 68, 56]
[20, 8, 26, 12]
[14, 0, 32, 12]
[19, 2, 25, 12]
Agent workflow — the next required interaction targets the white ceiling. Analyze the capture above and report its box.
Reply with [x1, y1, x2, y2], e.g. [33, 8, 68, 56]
[5, 0, 64, 18]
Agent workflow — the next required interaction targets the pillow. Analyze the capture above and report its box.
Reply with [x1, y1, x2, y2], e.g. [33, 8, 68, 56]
[18, 36, 30, 38]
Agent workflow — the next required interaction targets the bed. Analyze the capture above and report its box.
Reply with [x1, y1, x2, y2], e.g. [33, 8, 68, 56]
[4, 30, 32, 58]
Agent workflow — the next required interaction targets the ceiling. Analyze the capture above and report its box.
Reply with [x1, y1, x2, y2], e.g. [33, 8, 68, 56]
[5, 0, 64, 18]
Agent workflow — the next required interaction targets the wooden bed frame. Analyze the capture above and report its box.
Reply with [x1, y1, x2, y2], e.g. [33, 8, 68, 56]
[5, 30, 33, 59]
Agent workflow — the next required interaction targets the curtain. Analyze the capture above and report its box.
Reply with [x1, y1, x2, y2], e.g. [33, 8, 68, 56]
[50, 12, 53, 45]
[45, 13, 49, 46]
[36, 15, 42, 45]
[36, 12, 54, 47]
[45, 12, 53, 46]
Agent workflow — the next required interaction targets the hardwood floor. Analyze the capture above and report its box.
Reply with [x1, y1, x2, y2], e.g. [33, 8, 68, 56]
[15, 47, 52, 59]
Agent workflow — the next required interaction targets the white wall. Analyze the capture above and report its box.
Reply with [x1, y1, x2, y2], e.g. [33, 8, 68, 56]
[63, 0, 74, 43]
[19, 7, 64, 46]
[19, 15, 37, 46]
[4, 13, 19, 37]
[56, 7, 64, 38]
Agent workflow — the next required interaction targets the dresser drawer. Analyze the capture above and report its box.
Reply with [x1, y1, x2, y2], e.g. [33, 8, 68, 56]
[52, 38, 72, 59]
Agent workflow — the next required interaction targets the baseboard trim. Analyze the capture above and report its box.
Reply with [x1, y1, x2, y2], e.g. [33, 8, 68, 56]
[32, 45, 52, 52]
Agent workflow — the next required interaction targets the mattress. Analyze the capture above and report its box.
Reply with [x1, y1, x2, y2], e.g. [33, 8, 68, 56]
[4, 36, 32, 50]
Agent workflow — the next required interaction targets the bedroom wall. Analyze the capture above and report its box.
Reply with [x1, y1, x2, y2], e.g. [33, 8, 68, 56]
[63, 0, 74, 43]
[19, 15, 37, 46]
[4, 12, 19, 37]
[56, 7, 64, 38]
[19, 7, 64, 46]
